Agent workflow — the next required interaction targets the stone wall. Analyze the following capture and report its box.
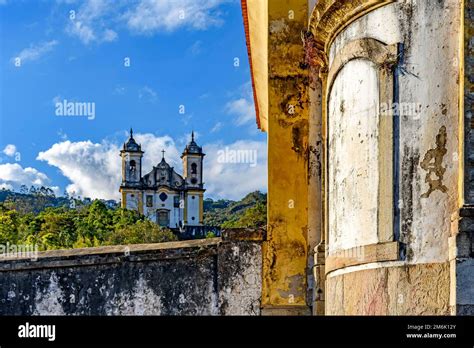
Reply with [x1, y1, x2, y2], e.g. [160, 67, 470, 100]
[326, 262, 450, 315]
[0, 229, 263, 315]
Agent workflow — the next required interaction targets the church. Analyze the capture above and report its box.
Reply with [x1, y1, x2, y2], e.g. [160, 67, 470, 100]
[119, 129, 205, 230]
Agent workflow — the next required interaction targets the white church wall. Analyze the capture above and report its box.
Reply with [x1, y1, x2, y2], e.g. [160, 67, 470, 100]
[186, 194, 200, 225]
[142, 191, 183, 228]
[125, 192, 139, 211]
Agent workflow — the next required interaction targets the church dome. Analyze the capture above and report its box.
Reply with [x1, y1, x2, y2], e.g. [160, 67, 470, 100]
[123, 128, 142, 152]
[182, 131, 203, 156]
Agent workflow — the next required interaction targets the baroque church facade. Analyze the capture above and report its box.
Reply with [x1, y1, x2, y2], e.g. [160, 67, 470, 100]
[119, 130, 205, 229]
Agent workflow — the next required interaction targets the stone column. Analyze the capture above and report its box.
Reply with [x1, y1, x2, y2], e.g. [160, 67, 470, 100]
[261, 0, 311, 315]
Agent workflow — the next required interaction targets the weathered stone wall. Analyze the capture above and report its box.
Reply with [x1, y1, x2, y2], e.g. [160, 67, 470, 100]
[319, 0, 461, 314]
[326, 262, 450, 315]
[0, 229, 263, 315]
[327, 0, 461, 265]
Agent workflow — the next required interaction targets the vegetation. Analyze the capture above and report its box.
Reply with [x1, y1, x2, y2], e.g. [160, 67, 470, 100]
[0, 187, 266, 252]
[203, 191, 267, 229]
[0, 187, 176, 251]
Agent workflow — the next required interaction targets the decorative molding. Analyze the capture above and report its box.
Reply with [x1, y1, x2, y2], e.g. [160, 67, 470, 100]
[307, 0, 395, 68]
[325, 241, 400, 274]
[327, 38, 398, 94]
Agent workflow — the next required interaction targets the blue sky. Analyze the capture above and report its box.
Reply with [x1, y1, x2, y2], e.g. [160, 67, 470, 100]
[0, 0, 267, 200]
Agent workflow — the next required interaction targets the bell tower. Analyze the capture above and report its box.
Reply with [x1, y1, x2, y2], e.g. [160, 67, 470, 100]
[181, 131, 205, 226]
[119, 128, 144, 211]
[181, 131, 204, 188]
[120, 128, 143, 184]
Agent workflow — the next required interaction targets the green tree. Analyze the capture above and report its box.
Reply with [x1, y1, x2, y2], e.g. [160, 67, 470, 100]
[221, 201, 266, 229]
[0, 205, 19, 245]
[108, 220, 177, 245]
[75, 200, 112, 242]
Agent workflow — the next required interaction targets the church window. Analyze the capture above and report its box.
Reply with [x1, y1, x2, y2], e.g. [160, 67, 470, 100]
[159, 192, 168, 201]
[191, 217, 195, 221]
[192, 195, 195, 199]
[129, 160, 136, 172]
[146, 195, 153, 207]
[191, 163, 197, 174]
[173, 196, 180, 208]
[191, 178, 197, 184]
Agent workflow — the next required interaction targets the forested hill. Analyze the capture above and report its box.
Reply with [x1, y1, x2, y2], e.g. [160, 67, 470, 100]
[0, 187, 69, 213]
[0, 186, 117, 214]
[203, 191, 267, 228]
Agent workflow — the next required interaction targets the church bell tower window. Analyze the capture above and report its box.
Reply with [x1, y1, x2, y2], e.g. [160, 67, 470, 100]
[146, 195, 153, 207]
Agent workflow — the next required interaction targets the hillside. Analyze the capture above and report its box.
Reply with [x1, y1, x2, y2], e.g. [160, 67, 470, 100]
[0, 187, 118, 214]
[203, 191, 267, 228]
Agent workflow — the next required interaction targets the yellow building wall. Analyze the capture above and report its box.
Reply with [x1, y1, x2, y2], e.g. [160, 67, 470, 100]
[262, 0, 310, 314]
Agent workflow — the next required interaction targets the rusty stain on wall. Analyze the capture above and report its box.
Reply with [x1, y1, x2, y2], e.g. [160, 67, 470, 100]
[420, 126, 448, 198]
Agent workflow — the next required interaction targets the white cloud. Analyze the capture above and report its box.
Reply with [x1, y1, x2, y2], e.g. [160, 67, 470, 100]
[226, 81, 256, 126]
[37, 140, 121, 200]
[11, 40, 58, 64]
[114, 85, 126, 95]
[68, 21, 96, 44]
[138, 86, 157, 102]
[36, 134, 180, 200]
[0, 163, 58, 193]
[188, 40, 203, 56]
[59, 0, 228, 45]
[125, 0, 228, 33]
[57, 129, 68, 140]
[36, 133, 267, 201]
[204, 140, 267, 200]
[103, 28, 118, 42]
[3, 144, 17, 157]
[0, 183, 14, 191]
[226, 98, 254, 126]
[210, 122, 222, 133]
[66, 0, 118, 45]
